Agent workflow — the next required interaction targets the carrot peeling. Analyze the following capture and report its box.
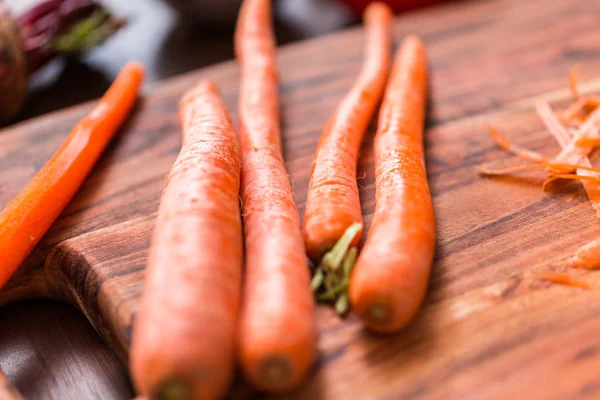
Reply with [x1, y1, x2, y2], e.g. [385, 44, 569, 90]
[542, 174, 600, 191]
[478, 162, 600, 177]
[0, 62, 144, 290]
[570, 237, 600, 269]
[569, 65, 580, 100]
[479, 67, 600, 270]
[536, 100, 573, 147]
[486, 126, 547, 162]
[539, 271, 589, 289]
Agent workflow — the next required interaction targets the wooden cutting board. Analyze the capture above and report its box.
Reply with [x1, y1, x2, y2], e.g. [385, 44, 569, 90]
[3, 0, 600, 398]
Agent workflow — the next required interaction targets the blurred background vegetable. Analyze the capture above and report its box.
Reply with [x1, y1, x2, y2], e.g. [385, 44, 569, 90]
[0, 0, 124, 122]
[338, 0, 448, 13]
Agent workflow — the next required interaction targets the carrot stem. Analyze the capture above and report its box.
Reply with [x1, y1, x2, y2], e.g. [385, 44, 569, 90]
[311, 266, 324, 291]
[335, 293, 350, 315]
[314, 228, 359, 315]
[322, 223, 362, 271]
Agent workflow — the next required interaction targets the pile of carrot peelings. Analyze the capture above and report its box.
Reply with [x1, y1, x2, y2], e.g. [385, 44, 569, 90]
[479, 67, 600, 278]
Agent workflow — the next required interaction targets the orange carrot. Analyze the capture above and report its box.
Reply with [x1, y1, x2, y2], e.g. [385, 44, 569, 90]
[130, 81, 243, 400]
[349, 36, 434, 333]
[539, 271, 589, 289]
[0, 62, 144, 290]
[303, 2, 394, 262]
[235, 0, 316, 393]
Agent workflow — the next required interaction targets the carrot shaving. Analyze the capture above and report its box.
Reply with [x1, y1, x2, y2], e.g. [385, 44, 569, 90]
[536, 100, 573, 147]
[539, 271, 589, 289]
[486, 126, 547, 162]
[479, 68, 600, 270]
[560, 98, 599, 125]
[575, 127, 600, 147]
[542, 174, 600, 191]
[569, 65, 580, 99]
[478, 162, 600, 176]
[576, 137, 600, 148]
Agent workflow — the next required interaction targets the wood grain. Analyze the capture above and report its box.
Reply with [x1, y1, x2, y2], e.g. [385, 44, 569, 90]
[0, 300, 133, 399]
[2, 0, 600, 398]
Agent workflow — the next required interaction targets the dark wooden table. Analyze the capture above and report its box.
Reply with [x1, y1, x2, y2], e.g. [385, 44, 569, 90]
[1, 0, 351, 398]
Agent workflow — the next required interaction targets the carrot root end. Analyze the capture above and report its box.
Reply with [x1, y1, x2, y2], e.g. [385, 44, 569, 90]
[367, 304, 391, 324]
[154, 379, 193, 400]
[258, 357, 293, 388]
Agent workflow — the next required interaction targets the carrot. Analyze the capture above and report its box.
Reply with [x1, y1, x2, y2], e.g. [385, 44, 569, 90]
[235, 0, 316, 393]
[0, 369, 23, 400]
[303, 2, 394, 262]
[0, 62, 144, 290]
[349, 36, 435, 333]
[539, 271, 589, 289]
[130, 81, 243, 400]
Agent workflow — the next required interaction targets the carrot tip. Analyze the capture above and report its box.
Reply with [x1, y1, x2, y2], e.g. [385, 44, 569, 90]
[154, 379, 192, 400]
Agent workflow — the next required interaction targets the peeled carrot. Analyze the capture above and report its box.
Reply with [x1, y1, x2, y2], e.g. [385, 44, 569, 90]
[130, 81, 243, 400]
[349, 36, 435, 333]
[0, 62, 144, 290]
[303, 2, 394, 262]
[235, 0, 316, 393]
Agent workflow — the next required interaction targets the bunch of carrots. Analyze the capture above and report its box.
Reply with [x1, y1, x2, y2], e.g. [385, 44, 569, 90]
[0, 0, 435, 398]
[479, 68, 600, 286]
[131, 0, 434, 397]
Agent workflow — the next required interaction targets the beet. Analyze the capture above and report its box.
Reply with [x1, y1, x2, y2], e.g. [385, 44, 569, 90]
[0, 5, 27, 122]
[0, 0, 125, 123]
